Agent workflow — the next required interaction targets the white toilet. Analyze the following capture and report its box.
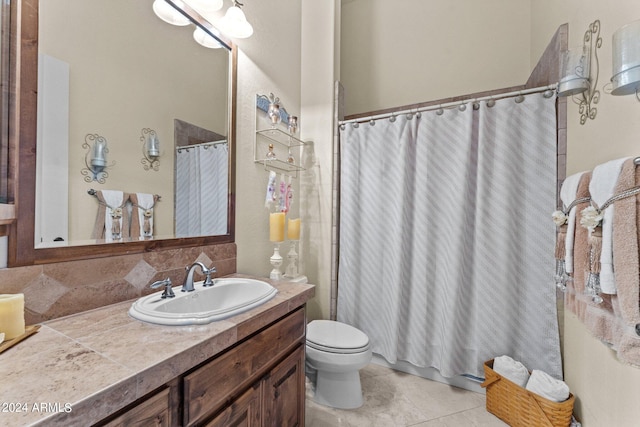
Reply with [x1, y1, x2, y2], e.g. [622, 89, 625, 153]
[305, 320, 372, 409]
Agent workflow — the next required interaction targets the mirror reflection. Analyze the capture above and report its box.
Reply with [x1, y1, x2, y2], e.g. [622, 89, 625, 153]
[35, 0, 230, 248]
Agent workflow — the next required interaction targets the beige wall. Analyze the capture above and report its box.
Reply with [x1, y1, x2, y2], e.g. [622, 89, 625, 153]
[233, 0, 339, 322]
[340, 0, 533, 115]
[531, 1, 640, 425]
[233, 1, 302, 279]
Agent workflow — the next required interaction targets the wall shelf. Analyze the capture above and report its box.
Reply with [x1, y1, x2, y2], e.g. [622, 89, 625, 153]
[254, 94, 309, 177]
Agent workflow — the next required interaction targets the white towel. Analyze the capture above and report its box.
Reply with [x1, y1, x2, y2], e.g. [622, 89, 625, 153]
[589, 157, 630, 294]
[560, 172, 587, 273]
[493, 355, 530, 388]
[102, 190, 125, 242]
[525, 369, 570, 402]
[136, 193, 155, 239]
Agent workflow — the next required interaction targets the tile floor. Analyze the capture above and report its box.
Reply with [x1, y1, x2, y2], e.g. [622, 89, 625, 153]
[305, 363, 508, 427]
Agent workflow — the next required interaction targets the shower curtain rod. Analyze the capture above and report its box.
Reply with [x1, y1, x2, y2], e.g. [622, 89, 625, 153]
[338, 83, 558, 126]
[175, 140, 227, 151]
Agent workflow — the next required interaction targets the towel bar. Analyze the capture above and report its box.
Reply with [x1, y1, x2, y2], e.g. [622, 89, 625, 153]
[87, 189, 161, 200]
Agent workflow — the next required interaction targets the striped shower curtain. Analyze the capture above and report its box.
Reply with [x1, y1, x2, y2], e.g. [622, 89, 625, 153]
[337, 92, 562, 379]
[175, 143, 228, 237]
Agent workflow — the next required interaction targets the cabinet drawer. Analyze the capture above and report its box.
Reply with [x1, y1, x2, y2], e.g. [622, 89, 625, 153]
[184, 308, 305, 425]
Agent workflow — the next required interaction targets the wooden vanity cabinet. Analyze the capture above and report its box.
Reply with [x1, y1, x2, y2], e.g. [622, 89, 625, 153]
[94, 308, 306, 427]
[185, 308, 306, 426]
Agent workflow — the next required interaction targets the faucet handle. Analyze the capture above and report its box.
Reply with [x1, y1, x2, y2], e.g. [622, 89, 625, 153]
[202, 266, 216, 287]
[151, 278, 175, 299]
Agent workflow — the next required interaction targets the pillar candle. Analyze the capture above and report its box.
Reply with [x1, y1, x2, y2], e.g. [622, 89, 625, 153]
[287, 218, 301, 240]
[269, 212, 285, 242]
[0, 294, 25, 340]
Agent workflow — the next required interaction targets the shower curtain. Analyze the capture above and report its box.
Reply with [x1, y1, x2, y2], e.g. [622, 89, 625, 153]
[175, 143, 228, 237]
[337, 92, 562, 379]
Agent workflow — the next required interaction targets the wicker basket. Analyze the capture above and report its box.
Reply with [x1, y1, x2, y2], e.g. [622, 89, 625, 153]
[481, 359, 575, 427]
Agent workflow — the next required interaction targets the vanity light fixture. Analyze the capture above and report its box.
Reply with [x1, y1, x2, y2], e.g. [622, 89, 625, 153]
[217, 1, 254, 39]
[152, 0, 190, 26]
[610, 19, 640, 99]
[193, 26, 223, 49]
[81, 134, 113, 184]
[557, 20, 601, 125]
[153, 0, 233, 49]
[141, 128, 161, 171]
[187, 0, 224, 16]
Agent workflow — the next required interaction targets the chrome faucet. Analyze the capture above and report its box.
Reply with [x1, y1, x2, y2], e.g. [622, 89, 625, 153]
[182, 262, 216, 292]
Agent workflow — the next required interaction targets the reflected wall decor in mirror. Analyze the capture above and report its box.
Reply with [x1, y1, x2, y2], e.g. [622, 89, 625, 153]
[8, 0, 237, 266]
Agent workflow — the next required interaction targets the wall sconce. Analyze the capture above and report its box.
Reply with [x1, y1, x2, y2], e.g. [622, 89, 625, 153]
[610, 19, 640, 99]
[141, 128, 161, 171]
[557, 20, 602, 125]
[81, 134, 113, 184]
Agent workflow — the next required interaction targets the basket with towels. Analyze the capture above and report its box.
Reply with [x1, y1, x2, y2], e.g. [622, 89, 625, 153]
[481, 356, 575, 427]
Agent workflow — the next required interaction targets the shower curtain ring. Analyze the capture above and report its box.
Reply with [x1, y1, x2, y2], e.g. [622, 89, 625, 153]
[436, 106, 444, 115]
[458, 103, 467, 111]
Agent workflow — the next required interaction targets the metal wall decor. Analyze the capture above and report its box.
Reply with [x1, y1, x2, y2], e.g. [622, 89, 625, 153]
[140, 128, 160, 171]
[81, 133, 114, 183]
[577, 20, 602, 125]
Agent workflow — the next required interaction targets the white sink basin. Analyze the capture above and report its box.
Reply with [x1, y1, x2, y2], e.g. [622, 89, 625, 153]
[129, 278, 278, 326]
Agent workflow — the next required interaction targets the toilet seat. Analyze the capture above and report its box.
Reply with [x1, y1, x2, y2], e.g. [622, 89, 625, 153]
[306, 320, 370, 354]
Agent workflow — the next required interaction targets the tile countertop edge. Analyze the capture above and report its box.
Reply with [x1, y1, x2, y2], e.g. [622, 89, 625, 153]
[0, 274, 315, 427]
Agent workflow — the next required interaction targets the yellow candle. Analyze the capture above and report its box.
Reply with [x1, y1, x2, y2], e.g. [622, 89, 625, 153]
[0, 294, 25, 340]
[287, 218, 301, 240]
[269, 212, 285, 242]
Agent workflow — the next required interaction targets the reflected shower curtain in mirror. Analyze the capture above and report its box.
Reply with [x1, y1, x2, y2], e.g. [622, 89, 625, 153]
[337, 92, 561, 379]
[175, 143, 228, 237]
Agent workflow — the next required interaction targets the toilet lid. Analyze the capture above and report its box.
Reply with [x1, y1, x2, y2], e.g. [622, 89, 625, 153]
[306, 320, 369, 354]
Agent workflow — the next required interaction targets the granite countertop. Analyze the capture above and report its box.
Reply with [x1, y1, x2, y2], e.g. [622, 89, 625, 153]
[0, 274, 314, 427]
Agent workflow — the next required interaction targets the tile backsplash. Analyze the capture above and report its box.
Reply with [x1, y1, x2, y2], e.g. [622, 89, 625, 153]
[0, 243, 236, 325]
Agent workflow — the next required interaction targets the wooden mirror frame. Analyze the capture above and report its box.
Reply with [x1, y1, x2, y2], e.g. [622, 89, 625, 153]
[7, 0, 237, 267]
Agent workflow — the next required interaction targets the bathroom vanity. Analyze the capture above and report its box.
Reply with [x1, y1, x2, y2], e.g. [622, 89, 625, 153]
[0, 274, 314, 427]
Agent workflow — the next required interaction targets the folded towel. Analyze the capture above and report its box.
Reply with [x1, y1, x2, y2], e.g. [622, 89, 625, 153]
[130, 193, 159, 239]
[102, 190, 126, 241]
[560, 172, 587, 274]
[91, 190, 128, 241]
[525, 369, 570, 402]
[589, 157, 630, 294]
[493, 355, 530, 388]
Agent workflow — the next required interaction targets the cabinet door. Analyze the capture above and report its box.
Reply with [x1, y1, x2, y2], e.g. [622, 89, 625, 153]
[262, 345, 305, 427]
[204, 383, 262, 427]
[101, 387, 170, 427]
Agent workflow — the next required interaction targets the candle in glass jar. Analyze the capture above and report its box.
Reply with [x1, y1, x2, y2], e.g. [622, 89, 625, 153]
[269, 213, 285, 242]
[0, 294, 25, 340]
[287, 218, 301, 240]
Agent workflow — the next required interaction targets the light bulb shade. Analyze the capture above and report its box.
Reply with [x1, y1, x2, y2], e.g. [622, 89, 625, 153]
[146, 134, 160, 158]
[193, 26, 223, 48]
[557, 47, 590, 97]
[611, 19, 640, 96]
[185, 0, 223, 15]
[153, 0, 190, 26]
[91, 140, 107, 167]
[218, 6, 253, 39]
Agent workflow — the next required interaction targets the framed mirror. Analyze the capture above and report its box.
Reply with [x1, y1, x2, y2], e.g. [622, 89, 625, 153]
[8, 0, 236, 266]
